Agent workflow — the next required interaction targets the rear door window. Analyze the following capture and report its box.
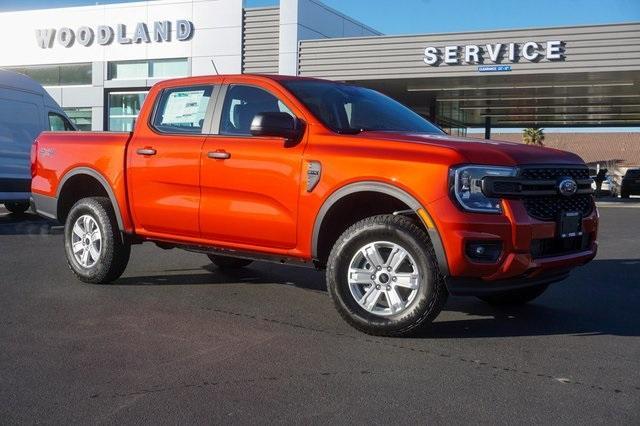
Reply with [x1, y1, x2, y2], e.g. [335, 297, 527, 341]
[152, 85, 214, 134]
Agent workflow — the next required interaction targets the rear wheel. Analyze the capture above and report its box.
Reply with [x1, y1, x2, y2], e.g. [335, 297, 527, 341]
[621, 190, 630, 199]
[4, 202, 29, 215]
[64, 197, 130, 284]
[207, 254, 253, 269]
[477, 284, 549, 306]
[327, 214, 447, 337]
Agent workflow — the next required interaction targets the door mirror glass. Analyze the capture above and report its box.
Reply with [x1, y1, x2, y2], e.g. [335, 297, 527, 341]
[250, 112, 301, 140]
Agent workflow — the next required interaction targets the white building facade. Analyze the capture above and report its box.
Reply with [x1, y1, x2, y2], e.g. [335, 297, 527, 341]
[0, 0, 378, 131]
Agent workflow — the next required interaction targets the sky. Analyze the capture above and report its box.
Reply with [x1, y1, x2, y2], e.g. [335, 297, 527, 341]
[1, 0, 639, 35]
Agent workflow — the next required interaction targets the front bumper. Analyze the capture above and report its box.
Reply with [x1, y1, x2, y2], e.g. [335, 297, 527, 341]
[427, 196, 598, 292]
[446, 269, 571, 296]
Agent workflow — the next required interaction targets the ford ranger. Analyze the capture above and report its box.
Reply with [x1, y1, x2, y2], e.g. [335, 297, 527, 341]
[31, 74, 598, 336]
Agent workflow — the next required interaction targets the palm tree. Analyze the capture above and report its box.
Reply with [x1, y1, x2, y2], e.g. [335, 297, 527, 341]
[522, 127, 545, 146]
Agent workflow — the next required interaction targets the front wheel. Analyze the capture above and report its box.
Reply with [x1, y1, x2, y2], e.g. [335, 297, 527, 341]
[64, 197, 130, 284]
[477, 284, 549, 306]
[327, 214, 447, 337]
[4, 201, 29, 215]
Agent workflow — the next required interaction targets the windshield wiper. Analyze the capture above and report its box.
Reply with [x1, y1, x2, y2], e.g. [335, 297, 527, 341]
[336, 128, 378, 135]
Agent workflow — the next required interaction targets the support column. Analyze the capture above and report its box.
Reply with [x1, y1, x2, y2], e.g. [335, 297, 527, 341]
[484, 116, 492, 140]
[428, 97, 437, 122]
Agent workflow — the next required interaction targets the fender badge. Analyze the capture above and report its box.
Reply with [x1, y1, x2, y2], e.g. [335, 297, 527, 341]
[306, 161, 322, 192]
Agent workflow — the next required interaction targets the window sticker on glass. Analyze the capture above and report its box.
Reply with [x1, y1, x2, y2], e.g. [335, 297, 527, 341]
[162, 90, 206, 125]
[153, 86, 213, 133]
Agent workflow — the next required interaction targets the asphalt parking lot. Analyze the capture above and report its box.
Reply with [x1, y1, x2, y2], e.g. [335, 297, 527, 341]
[1, 204, 639, 424]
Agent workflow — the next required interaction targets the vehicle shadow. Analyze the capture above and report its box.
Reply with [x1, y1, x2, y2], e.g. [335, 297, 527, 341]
[114, 262, 327, 292]
[0, 210, 60, 235]
[115, 258, 640, 338]
[422, 258, 640, 338]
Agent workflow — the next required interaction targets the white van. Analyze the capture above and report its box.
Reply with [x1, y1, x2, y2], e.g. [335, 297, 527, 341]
[0, 69, 75, 214]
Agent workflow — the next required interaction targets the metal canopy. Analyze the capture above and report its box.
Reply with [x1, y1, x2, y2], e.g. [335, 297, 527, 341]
[298, 22, 640, 128]
[353, 70, 640, 127]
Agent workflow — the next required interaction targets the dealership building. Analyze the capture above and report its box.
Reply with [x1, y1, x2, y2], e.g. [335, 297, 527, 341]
[0, 0, 638, 136]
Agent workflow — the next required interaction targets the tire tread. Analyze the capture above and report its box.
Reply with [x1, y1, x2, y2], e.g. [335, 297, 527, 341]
[65, 197, 130, 284]
[327, 214, 447, 337]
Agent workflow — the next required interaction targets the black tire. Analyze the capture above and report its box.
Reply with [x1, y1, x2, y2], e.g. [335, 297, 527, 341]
[4, 201, 29, 215]
[477, 284, 549, 306]
[327, 214, 447, 337]
[64, 197, 130, 284]
[621, 191, 630, 199]
[207, 254, 253, 269]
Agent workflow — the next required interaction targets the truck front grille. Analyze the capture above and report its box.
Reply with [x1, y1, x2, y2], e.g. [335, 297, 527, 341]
[523, 194, 594, 221]
[519, 166, 595, 221]
[520, 167, 590, 181]
[480, 165, 596, 221]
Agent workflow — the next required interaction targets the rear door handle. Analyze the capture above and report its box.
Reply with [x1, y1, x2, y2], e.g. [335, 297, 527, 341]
[208, 151, 231, 160]
[136, 148, 157, 156]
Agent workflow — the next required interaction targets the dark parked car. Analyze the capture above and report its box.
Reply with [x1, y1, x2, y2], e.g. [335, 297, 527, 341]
[621, 169, 640, 198]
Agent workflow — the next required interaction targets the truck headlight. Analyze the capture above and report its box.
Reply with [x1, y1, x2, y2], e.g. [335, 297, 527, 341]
[450, 165, 517, 213]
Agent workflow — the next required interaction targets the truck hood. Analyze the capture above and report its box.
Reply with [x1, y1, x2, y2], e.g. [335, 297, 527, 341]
[359, 131, 585, 166]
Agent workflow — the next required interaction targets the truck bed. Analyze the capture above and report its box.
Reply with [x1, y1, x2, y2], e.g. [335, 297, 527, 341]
[31, 131, 133, 229]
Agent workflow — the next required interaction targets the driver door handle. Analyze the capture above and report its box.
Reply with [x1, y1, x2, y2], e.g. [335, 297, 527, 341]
[208, 150, 231, 160]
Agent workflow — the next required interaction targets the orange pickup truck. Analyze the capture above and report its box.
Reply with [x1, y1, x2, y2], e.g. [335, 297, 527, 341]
[31, 74, 598, 336]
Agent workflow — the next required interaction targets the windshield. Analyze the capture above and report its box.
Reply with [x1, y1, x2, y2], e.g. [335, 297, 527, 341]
[282, 80, 443, 135]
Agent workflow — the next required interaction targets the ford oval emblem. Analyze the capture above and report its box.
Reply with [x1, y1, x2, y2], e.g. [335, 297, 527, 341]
[558, 177, 578, 196]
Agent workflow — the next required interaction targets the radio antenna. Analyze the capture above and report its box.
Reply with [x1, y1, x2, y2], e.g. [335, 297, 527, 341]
[210, 59, 219, 75]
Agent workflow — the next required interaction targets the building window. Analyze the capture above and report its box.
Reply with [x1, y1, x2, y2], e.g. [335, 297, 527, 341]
[108, 58, 188, 80]
[108, 61, 148, 80]
[4, 63, 91, 86]
[151, 59, 189, 78]
[64, 107, 92, 131]
[437, 102, 468, 137]
[108, 91, 148, 131]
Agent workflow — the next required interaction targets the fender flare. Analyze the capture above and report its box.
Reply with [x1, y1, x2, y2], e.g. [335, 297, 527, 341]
[56, 167, 125, 231]
[311, 181, 449, 276]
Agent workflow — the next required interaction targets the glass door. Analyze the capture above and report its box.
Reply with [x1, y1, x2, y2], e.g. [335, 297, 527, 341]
[107, 91, 148, 131]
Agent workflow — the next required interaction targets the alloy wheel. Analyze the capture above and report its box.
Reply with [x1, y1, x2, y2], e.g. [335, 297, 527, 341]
[347, 241, 421, 317]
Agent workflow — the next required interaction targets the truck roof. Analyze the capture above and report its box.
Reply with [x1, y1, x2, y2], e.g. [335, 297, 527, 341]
[153, 73, 327, 88]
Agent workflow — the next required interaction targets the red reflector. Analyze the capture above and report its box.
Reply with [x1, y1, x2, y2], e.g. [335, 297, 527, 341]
[30, 140, 38, 178]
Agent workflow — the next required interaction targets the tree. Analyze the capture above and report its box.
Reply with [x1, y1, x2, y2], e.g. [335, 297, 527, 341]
[522, 128, 545, 146]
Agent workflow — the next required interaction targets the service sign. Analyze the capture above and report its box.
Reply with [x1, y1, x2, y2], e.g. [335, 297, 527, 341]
[423, 41, 564, 67]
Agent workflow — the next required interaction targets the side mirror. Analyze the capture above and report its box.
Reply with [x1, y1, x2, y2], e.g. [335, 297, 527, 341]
[250, 112, 303, 141]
